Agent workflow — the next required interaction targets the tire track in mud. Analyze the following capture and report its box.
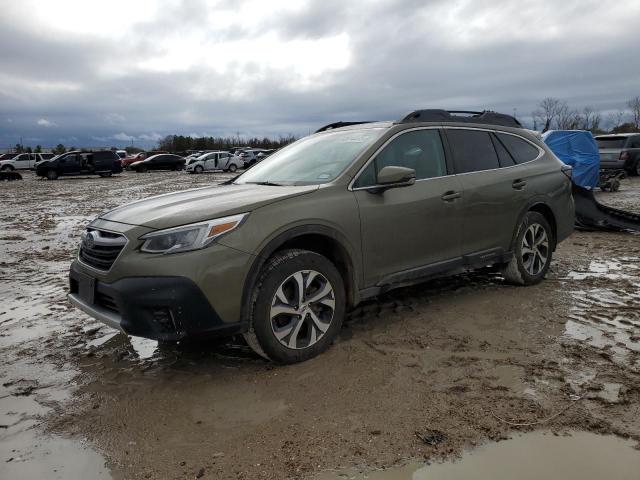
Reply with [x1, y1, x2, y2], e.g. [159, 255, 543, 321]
[563, 256, 640, 366]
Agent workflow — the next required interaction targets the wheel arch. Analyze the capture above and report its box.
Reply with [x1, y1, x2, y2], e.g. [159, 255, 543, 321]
[511, 200, 558, 252]
[240, 225, 361, 324]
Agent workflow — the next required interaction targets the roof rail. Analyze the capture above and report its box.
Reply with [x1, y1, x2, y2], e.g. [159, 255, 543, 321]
[399, 109, 522, 128]
[315, 121, 376, 133]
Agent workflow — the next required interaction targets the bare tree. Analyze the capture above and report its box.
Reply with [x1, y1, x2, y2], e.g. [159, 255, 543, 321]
[555, 101, 580, 130]
[627, 96, 640, 131]
[579, 106, 601, 132]
[607, 110, 627, 131]
[533, 97, 562, 132]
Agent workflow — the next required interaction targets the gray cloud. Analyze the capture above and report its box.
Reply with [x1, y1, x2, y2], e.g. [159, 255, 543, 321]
[1, 0, 639, 149]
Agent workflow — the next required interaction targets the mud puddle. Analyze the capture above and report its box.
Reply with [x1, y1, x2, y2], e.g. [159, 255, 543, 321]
[317, 431, 640, 480]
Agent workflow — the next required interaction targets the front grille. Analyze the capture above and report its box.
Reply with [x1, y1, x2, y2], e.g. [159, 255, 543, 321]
[79, 228, 127, 271]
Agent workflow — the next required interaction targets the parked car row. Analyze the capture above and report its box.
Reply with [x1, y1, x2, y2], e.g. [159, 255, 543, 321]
[185, 148, 274, 169]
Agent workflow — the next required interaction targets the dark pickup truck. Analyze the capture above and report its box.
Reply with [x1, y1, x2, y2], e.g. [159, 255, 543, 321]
[36, 151, 123, 180]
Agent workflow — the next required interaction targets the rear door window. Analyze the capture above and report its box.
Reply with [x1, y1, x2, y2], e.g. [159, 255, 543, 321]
[447, 129, 500, 173]
[495, 133, 540, 164]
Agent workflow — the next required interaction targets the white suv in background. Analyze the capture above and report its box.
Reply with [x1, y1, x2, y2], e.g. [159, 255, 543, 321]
[185, 151, 243, 173]
[1, 153, 54, 171]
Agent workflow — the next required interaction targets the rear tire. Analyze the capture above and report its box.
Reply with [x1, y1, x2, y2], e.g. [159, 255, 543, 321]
[243, 249, 345, 364]
[46, 169, 58, 180]
[502, 212, 554, 286]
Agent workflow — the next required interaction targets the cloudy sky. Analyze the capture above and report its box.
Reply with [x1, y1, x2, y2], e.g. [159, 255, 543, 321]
[1, 0, 639, 149]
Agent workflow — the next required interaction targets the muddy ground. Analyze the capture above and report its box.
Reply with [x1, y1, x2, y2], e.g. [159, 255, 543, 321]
[1, 171, 639, 479]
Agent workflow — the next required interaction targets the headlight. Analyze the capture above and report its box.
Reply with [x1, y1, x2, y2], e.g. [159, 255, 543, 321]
[139, 213, 248, 254]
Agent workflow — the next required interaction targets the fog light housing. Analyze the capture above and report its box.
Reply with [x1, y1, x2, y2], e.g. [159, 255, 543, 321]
[149, 307, 176, 332]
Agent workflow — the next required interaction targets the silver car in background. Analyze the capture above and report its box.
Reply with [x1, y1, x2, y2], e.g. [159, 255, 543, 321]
[595, 133, 640, 176]
[186, 151, 243, 173]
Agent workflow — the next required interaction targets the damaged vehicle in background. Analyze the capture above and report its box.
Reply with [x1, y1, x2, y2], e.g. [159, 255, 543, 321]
[36, 150, 123, 180]
[68, 109, 574, 364]
[186, 151, 243, 173]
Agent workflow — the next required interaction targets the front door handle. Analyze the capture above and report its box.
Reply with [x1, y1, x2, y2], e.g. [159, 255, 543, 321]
[512, 179, 527, 190]
[441, 191, 462, 202]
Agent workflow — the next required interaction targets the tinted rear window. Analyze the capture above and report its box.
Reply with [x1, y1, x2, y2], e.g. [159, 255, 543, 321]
[596, 137, 627, 149]
[447, 129, 500, 173]
[495, 133, 540, 164]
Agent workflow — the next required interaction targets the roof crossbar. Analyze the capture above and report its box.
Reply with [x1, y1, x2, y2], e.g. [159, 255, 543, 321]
[399, 109, 522, 128]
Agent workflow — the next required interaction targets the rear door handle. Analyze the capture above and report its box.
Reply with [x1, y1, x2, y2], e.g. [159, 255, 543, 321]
[441, 191, 462, 202]
[512, 180, 527, 190]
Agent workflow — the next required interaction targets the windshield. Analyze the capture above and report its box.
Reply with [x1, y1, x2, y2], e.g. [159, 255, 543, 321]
[235, 128, 384, 185]
[596, 137, 627, 149]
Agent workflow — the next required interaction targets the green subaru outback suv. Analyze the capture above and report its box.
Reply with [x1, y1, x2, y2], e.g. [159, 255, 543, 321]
[69, 110, 574, 363]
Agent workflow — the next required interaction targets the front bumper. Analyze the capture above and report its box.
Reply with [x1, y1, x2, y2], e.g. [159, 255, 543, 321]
[69, 261, 249, 341]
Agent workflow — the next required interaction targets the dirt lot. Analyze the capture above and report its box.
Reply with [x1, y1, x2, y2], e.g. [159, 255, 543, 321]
[1, 171, 639, 479]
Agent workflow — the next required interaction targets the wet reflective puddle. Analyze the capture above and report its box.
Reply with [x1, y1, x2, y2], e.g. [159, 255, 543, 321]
[317, 431, 640, 480]
[564, 257, 640, 363]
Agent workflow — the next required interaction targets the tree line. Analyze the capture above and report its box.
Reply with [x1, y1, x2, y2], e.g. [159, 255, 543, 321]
[156, 134, 298, 153]
[532, 96, 640, 133]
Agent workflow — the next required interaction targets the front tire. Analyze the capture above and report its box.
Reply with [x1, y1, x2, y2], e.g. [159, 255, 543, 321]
[243, 249, 345, 364]
[1, 165, 14, 171]
[194, 165, 203, 174]
[46, 169, 58, 180]
[228, 164, 238, 173]
[502, 212, 554, 285]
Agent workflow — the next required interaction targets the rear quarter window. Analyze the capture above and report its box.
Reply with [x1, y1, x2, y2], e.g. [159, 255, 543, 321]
[495, 133, 540, 164]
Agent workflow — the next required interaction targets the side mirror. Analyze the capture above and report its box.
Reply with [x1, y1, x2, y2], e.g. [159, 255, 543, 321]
[369, 166, 416, 193]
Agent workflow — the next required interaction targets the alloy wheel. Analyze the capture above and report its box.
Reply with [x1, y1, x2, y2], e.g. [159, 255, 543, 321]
[269, 270, 335, 350]
[521, 223, 549, 276]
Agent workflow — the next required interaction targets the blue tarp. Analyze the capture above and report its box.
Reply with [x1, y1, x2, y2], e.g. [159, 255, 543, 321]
[542, 130, 600, 189]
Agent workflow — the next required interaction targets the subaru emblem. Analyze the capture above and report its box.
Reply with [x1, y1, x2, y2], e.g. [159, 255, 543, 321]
[83, 231, 96, 249]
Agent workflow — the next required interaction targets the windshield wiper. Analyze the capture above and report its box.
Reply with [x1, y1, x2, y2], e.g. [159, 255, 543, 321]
[246, 181, 284, 186]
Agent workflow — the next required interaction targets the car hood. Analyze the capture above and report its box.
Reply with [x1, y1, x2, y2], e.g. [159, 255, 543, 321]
[99, 183, 319, 229]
